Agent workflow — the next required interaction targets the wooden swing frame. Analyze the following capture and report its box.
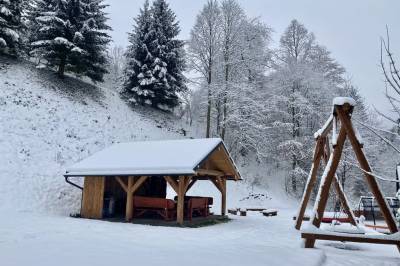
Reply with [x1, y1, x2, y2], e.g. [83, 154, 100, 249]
[295, 101, 400, 252]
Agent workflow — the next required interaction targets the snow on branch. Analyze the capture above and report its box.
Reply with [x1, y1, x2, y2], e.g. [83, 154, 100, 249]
[343, 159, 400, 183]
[355, 119, 400, 154]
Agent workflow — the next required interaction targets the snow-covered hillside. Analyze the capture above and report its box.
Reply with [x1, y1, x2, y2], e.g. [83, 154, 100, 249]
[0, 56, 188, 214]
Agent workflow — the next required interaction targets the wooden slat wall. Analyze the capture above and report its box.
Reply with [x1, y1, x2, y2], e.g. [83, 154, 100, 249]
[81, 176, 105, 219]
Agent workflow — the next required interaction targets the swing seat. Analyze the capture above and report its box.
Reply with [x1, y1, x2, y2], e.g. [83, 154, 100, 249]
[321, 217, 351, 223]
[301, 228, 400, 247]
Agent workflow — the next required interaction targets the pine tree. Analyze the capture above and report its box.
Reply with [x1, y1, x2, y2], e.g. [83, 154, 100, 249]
[123, 0, 155, 105]
[30, 0, 111, 81]
[70, 0, 111, 82]
[0, 0, 23, 56]
[149, 0, 186, 109]
[123, 0, 186, 110]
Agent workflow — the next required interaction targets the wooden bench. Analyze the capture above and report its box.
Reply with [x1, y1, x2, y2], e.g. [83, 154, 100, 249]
[133, 196, 176, 220]
[228, 208, 238, 215]
[262, 209, 278, 217]
[301, 230, 400, 247]
[187, 197, 209, 221]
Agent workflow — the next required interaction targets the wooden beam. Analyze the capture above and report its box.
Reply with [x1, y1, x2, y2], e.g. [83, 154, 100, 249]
[164, 176, 179, 194]
[115, 176, 128, 192]
[177, 176, 186, 225]
[295, 137, 325, 230]
[125, 176, 134, 222]
[319, 117, 333, 139]
[305, 125, 347, 248]
[210, 177, 223, 193]
[323, 136, 357, 227]
[186, 178, 197, 193]
[130, 176, 148, 194]
[196, 169, 225, 176]
[184, 176, 192, 192]
[336, 105, 399, 236]
[302, 231, 400, 245]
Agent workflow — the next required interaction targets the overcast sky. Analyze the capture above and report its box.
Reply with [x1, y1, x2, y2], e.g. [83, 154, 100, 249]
[104, 0, 400, 114]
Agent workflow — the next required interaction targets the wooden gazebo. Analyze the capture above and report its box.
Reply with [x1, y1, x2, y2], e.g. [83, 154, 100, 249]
[64, 138, 241, 225]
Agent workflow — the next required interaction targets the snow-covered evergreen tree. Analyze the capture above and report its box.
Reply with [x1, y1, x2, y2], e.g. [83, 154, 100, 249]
[123, 0, 186, 110]
[149, 0, 186, 109]
[0, 0, 24, 56]
[30, 0, 111, 81]
[71, 0, 111, 81]
[123, 0, 155, 105]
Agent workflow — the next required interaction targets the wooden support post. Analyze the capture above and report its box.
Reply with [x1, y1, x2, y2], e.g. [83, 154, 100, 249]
[336, 106, 399, 236]
[323, 136, 357, 226]
[177, 176, 186, 225]
[295, 138, 325, 230]
[221, 178, 227, 216]
[304, 125, 347, 248]
[126, 176, 134, 222]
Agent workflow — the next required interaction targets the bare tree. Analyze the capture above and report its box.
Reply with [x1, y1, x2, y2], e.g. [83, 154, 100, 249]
[379, 27, 400, 134]
[220, 0, 245, 139]
[188, 0, 222, 138]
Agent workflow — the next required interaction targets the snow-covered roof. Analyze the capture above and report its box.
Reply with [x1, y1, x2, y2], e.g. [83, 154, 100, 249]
[65, 138, 239, 178]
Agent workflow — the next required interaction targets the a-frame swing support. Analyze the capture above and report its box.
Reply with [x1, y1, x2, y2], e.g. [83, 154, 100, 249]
[296, 100, 400, 252]
[295, 114, 357, 230]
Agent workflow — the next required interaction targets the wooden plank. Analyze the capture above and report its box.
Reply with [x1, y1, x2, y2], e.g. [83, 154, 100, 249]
[125, 176, 134, 222]
[164, 176, 179, 194]
[177, 176, 186, 225]
[336, 106, 398, 235]
[295, 137, 325, 230]
[305, 125, 347, 248]
[115, 176, 128, 192]
[302, 232, 400, 245]
[81, 176, 105, 219]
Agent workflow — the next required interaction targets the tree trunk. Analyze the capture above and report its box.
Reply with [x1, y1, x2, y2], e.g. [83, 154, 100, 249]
[221, 59, 229, 140]
[58, 55, 66, 78]
[206, 68, 212, 138]
[216, 99, 221, 135]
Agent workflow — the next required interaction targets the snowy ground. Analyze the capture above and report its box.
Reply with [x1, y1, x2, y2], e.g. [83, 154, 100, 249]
[0, 208, 399, 266]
